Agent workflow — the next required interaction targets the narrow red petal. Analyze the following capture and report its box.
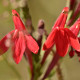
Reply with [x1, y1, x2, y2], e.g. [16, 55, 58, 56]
[0, 30, 14, 55]
[12, 10, 26, 30]
[12, 31, 26, 64]
[70, 18, 80, 36]
[25, 35, 39, 54]
[43, 28, 58, 50]
[52, 7, 69, 29]
[55, 28, 69, 57]
[64, 28, 80, 52]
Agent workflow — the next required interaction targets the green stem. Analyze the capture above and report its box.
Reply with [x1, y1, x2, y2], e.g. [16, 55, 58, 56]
[56, 62, 63, 80]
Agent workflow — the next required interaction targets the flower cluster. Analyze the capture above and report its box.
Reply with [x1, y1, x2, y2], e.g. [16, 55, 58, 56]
[0, 5, 80, 80]
[42, 7, 80, 80]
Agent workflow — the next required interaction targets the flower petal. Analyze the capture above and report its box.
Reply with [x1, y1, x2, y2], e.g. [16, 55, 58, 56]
[64, 28, 80, 52]
[12, 31, 26, 64]
[25, 35, 39, 54]
[43, 28, 58, 50]
[0, 30, 14, 55]
[70, 18, 80, 36]
[55, 29, 69, 57]
[52, 7, 69, 29]
[12, 10, 26, 30]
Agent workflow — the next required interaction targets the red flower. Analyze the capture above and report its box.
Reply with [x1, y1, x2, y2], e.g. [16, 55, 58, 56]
[41, 7, 69, 65]
[0, 10, 39, 64]
[69, 18, 80, 58]
[42, 8, 80, 80]
[43, 7, 80, 57]
[70, 18, 80, 36]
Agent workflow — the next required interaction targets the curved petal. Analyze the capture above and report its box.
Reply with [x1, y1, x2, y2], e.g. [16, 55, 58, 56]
[52, 7, 69, 29]
[55, 29, 69, 57]
[43, 28, 58, 50]
[70, 18, 80, 36]
[12, 10, 26, 30]
[25, 35, 39, 54]
[0, 30, 14, 55]
[12, 31, 26, 64]
[64, 28, 80, 52]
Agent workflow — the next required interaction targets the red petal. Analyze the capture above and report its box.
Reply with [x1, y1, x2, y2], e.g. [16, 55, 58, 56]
[0, 30, 14, 55]
[25, 35, 39, 54]
[12, 29, 19, 39]
[55, 28, 69, 57]
[70, 18, 80, 36]
[43, 28, 58, 50]
[12, 10, 26, 30]
[12, 31, 26, 64]
[64, 28, 80, 52]
[52, 7, 69, 29]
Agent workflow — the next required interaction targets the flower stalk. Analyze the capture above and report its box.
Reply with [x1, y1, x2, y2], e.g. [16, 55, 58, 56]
[56, 62, 63, 80]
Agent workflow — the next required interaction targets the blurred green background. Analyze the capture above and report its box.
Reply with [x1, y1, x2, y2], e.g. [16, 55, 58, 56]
[0, 0, 80, 80]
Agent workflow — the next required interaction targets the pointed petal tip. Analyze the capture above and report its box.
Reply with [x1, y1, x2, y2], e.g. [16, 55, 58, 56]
[12, 9, 19, 17]
[14, 59, 20, 64]
[62, 7, 69, 14]
[13, 55, 20, 64]
[34, 47, 39, 54]
[13, 55, 22, 64]
[15, 61, 19, 64]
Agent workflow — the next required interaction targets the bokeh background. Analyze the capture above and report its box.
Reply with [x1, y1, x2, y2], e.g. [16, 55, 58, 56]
[0, 0, 80, 80]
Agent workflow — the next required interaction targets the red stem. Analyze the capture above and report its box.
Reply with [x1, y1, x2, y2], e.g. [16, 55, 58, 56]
[42, 53, 60, 80]
[41, 48, 52, 65]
